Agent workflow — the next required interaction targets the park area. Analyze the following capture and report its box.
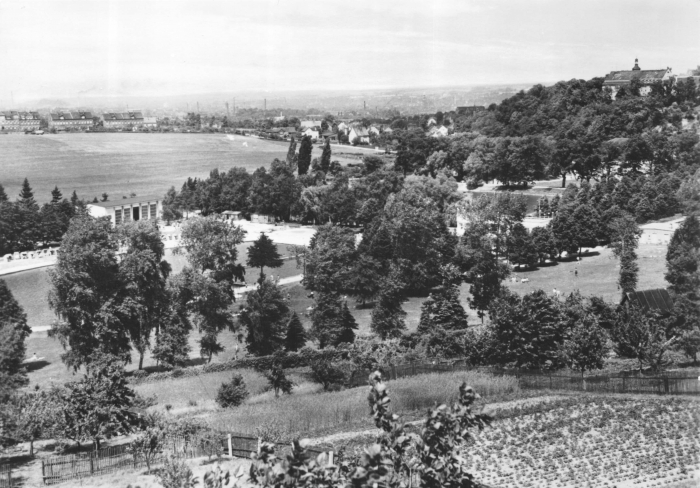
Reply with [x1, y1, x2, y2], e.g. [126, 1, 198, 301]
[0, 132, 358, 205]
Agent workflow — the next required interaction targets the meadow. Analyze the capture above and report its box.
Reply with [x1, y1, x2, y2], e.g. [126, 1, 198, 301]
[0, 133, 353, 204]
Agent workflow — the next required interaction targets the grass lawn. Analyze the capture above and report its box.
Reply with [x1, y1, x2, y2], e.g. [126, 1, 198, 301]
[0, 133, 355, 205]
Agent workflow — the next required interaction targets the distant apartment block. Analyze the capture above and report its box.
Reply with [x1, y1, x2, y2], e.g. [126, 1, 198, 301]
[87, 195, 162, 226]
[102, 111, 157, 129]
[48, 111, 94, 130]
[0, 111, 41, 131]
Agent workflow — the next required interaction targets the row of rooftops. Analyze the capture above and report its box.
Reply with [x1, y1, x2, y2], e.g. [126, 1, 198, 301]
[0, 111, 40, 120]
[48, 111, 148, 121]
[603, 59, 700, 87]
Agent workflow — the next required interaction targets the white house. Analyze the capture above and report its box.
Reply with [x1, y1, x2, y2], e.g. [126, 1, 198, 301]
[428, 125, 449, 138]
[348, 126, 370, 144]
[87, 196, 162, 226]
[302, 127, 320, 140]
[251, 213, 275, 224]
[368, 126, 381, 136]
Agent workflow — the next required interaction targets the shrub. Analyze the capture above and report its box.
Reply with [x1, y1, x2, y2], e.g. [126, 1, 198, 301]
[216, 373, 249, 408]
[157, 456, 197, 488]
[263, 366, 294, 398]
[310, 360, 352, 391]
[171, 368, 184, 378]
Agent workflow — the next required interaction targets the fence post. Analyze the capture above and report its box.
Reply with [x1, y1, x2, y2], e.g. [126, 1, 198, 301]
[228, 434, 233, 458]
[328, 451, 334, 466]
[90, 452, 95, 475]
[41, 460, 45, 485]
[622, 376, 626, 393]
[257, 438, 261, 455]
[664, 377, 670, 394]
[549, 375, 552, 390]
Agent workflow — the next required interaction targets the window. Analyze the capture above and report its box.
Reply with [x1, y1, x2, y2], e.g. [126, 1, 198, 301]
[141, 205, 149, 220]
[115, 209, 122, 225]
[123, 207, 131, 222]
[150, 203, 157, 220]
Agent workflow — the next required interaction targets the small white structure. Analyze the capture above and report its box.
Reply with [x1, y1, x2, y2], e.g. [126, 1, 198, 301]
[221, 210, 244, 222]
[251, 213, 275, 224]
[348, 126, 370, 144]
[301, 127, 320, 140]
[88, 196, 162, 227]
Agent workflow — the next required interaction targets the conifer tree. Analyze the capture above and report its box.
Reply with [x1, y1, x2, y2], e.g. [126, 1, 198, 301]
[310, 292, 343, 348]
[320, 138, 331, 173]
[247, 233, 284, 281]
[370, 271, 407, 340]
[418, 265, 468, 334]
[50, 186, 63, 204]
[286, 137, 297, 166]
[17, 178, 37, 209]
[284, 312, 307, 352]
[334, 302, 357, 346]
[0, 184, 9, 202]
[665, 215, 700, 296]
[70, 191, 79, 206]
[297, 135, 313, 175]
[0, 279, 32, 397]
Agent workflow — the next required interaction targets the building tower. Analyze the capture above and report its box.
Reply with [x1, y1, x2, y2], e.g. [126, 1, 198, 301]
[632, 58, 641, 71]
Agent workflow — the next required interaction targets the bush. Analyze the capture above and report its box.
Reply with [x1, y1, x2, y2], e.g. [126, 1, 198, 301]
[216, 373, 249, 408]
[310, 360, 353, 391]
[157, 456, 197, 488]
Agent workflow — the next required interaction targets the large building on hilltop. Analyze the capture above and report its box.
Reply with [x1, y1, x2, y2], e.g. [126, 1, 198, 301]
[48, 111, 95, 130]
[603, 58, 673, 98]
[0, 111, 41, 131]
[87, 196, 162, 226]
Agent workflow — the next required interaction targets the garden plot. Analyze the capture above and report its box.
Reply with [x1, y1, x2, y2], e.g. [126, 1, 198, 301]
[468, 398, 700, 488]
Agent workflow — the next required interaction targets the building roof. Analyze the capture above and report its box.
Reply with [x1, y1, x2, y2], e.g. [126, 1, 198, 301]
[102, 111, 145, 121]
[88, 195, 160, 208]
[50, 111, 93, 120]
[350, 126, 369, 137]
[604, 69, 669, 83]
[300, 120, 322, 128]
[222, 210, 241, 215]
[621, 288, 674, 313]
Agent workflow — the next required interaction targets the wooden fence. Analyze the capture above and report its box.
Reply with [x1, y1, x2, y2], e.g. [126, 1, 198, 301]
[40, 432, 333, 485]
[0, 464, 11, 488]
[346, 360, 700, 396]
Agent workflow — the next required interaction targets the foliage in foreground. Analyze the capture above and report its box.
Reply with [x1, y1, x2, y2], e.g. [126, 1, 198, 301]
[245, 372, 491, 487]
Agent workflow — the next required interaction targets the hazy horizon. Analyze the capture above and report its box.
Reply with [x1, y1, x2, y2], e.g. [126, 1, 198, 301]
[1, 0, 699, 106]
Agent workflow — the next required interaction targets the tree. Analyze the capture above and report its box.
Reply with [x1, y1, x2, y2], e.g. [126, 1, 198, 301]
[530, 226, 557, 264]
[178, 215, 246, 287]
[611, 306, 677, 373]
[262, 363, 294, 397]
[305, 225, 356, 294]
[335, 301, 358, 346]
[216, 373, 249, 408]
[297, 135, 313, 175]
[286, 137, 297, 169]
[0, 184, 7, 202]
[161, 186, 183, 223]
[489, 289, 567, 369]
[240, 278, 290, 356]
[562, 315, 609, 382]
[320, 138, 332, 172]
[418, 265, 468, 334]
[17, 178, 37, 209]
[310, 359, 348, 391]
[116, 221, 172, 370]
[48, 216, 130, 370]
[665, 215, 700, 297]
[284, 312, 306, 352]
[0, 279, 31, 397]
[347, 255, 382, 305]
[247, 233, 283, 281]
[506, 223, 538, 268]
[310, 292, 345, 349]
[59, 361, 135, 450]
[151, 311, 191, 369]
[370, 271, 407, 340]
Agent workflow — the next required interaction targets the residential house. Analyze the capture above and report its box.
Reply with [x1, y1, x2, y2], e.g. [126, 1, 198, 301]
[322, 131, 338, 143]
[48, 111, 95, 130]
[221, 210, 244, 222]
[368, 126, 381, 136]
[0, 111, 41, 132]
[603, 59, 673, 99]
[251, 213, 275, 224]
[348, 126, 370, 144]
[302, 127, 321, 141]
[427, 125, 449, 138]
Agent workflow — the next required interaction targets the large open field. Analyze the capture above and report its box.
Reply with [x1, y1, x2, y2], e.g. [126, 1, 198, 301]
[0, 133, 353, 204]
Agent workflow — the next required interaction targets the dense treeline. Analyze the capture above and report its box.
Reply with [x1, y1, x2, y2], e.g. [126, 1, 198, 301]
[0, 180, 82, 255]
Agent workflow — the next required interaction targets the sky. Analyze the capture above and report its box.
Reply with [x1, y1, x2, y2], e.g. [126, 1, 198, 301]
[0, 0, 699, 103]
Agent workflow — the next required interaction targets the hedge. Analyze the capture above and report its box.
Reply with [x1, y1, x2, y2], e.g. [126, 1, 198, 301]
[129, 347, 348, 385]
